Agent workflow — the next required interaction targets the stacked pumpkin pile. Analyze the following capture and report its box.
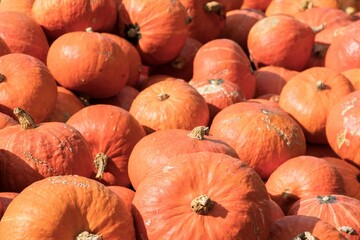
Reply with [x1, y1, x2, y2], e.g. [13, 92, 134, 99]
[0, 0, 359, 239]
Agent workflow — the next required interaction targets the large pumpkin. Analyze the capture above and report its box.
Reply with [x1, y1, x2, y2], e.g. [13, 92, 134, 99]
[0, 53, 57, 123]
[66, 104, 146, 187]
[128, 126, 239, 189]
[0, 175, 135, 239]
[132, 152, 272, 239]
[129, 78, 210, 134]
[279, 67, 354, 144]
[0, 108, 93, 192]
[209, 101, 307, 180]
[46, 30, 129, 99]
[117, 0, 188, 65]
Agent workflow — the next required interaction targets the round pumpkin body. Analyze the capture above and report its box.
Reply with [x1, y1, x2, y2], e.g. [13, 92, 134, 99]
[128, 126, 239, 189]
[0, 175, 135, 239]
[0, 0, 34, 16]
[0, 192, 18, 219]
[269, 215, 347, 240]
[129, 78, 210, 134]
[0, 108, 93, 192]
[0, 112, 17, 130]
[31, 0, 117, 40]
[107, 185, 135, 211]
[210, 101, 307, 180]
[326, 90, 360, 168]
[0, 11, 49, 63]
[265, 155, 351, 213]
[342, 68, 360, 90]
[47, 30, 129, 98]
[192, 38, 256, 99]
[241, 0, 271, 10]
[248, 14, 315, 71]
[132, 152, 272, 240]
[66, 104, 146, 187]
[118, 0, 188, 66]
[325, 21, 360, 72]
[0, 53, 57, 123]
[279, 67, 354, 144]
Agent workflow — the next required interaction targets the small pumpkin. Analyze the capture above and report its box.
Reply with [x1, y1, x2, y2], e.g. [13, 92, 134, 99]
[0, 175, 135, 239]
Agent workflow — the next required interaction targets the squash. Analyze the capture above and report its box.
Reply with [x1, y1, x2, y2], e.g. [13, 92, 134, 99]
[0, 112, 17, 130]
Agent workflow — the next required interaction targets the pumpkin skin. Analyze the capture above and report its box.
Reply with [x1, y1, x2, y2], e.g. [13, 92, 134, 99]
[107, 185, 135, 211]
[241, 0, 272, 11]
[0, 11, 49, 63]
[0, 192, 18, 219]
[0, 53, 57, 123]
[45, 86, 85, 123]
[192, 38, 256, 99]
[117, 0, 188, 66]
[31, 0, 117, 41]
[132, 152, 272, 240]
[66, 104, 146, 187]
[279, 67, 354, 144]
[269, 199, 285, 223]
[0, 0, 34, 16]
[288, 194, 360, 235]
[128, 126, 239, 189]
[265, 155, 351, 213]
[342, 68, 360, 90]
[46, 30, 129, 99]
[325, 21, 360, 72]
[209, 101, 307, 180]
[248, 14, 315, 71]
[129, 78, 210, 134]
[0, 175, 135, 239]
[0, 112, 17, 130]
[269, 215, 347, 240]
[179, 0, 226, 44]
[326, 90, 360, 168]
[0, 108, 93, 192]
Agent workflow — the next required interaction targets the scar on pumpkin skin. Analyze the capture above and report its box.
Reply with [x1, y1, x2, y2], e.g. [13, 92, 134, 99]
[337, 129, 350, 149]
[261, 109, 291, 147]
[341, 97, 357, 116]
[22, 150, 58, 175]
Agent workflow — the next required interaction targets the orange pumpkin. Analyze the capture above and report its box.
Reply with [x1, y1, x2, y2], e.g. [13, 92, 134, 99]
[132, 152, 272, 239]
[192, 38, 256, 99]
[129, 78, 210, 134]
[241, 0, 272, 10]
[0, 192, 18, 219]
[0, 0, 34, 16]
[0, 53, 57, 123]
[0, 112, 17, 130]
[279, 67, 354, 144]
[0, 175, 135, 239]
[107, 185, 135, 212]
[342, 68, 360, 90]
[117, 0, 188, 65]
[210, 101, 307, 180]
[46, 30, 129, 98]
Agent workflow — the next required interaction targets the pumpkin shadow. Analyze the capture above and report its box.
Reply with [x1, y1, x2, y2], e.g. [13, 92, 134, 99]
[209, 201, 228, 218]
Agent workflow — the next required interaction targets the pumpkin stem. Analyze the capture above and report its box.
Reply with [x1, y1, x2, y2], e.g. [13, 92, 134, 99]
[209, 79, 224, 85]
[315, 80, 327, 91]
[317, 195, 336, 204]
[171, 56, 185, 69]
[204, 1, 226, 19]
[299, 0, 313, 11]
[188, 126, 209, 140]
[124, 23, 141, 45]
[13, 107, 37, 130]
[157, 93, 170, 101]
[345, 6, 356, 15]
[85, 27, 94, 33]
[292, 231, 316, 240]
[0, 73, 5, 83]
[338, 226, 357, 235]
[76, 231, 102, 240]
[94, 153, 109, 179]
[191, 194, 214, 215]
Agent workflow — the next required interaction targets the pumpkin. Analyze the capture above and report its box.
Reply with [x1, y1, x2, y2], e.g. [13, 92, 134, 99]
[136, 74, 175, 91]
[179, 0, 226, 43]
[148, 37, 203, 81]
[219, 0, 244, 11]
[129, 78, 210, 134]
[0, 37, 10, 57]
[220, 8, 265, 55]
[288, 194, 360, 235]
[209, 101, 307, 180]
[338, 0, 360, 14]
[241, 0, 272, 10]
[107, 185, 135, 211]
[101, 33, 142, 87]
[325, 21, 360, 72]
[0, 11, 49, 63]
[269, 215, 347, 240]
[117, 0, 188, 65]
[269, 199, 285, 223]
[0, 53, 57, 123]
[128, 126, 239, 189]
[189, 79, 246, 121]
[192, 38, 256, 99]
[342, 68, 360, 90]
[132, 152, 272, 239]
[265, 0, 340, 16]
[0, 0, 34, 16]
[265, 155, 352, 213]
[66, 104, 146, 187]
[326, 90, 360, 168]
[0, 112, 17, 130]
[247, 14, 315, 71]
[45, 86, 85, 123]
[0, 175, 135, 239]
[254, 65, 298, 98]
[279, 67, 354, 144]
[31, 0, 117, 41]
[0, 192, 18, 219]
[46, 30, 129, 99]
[0, 108, 93, 192]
